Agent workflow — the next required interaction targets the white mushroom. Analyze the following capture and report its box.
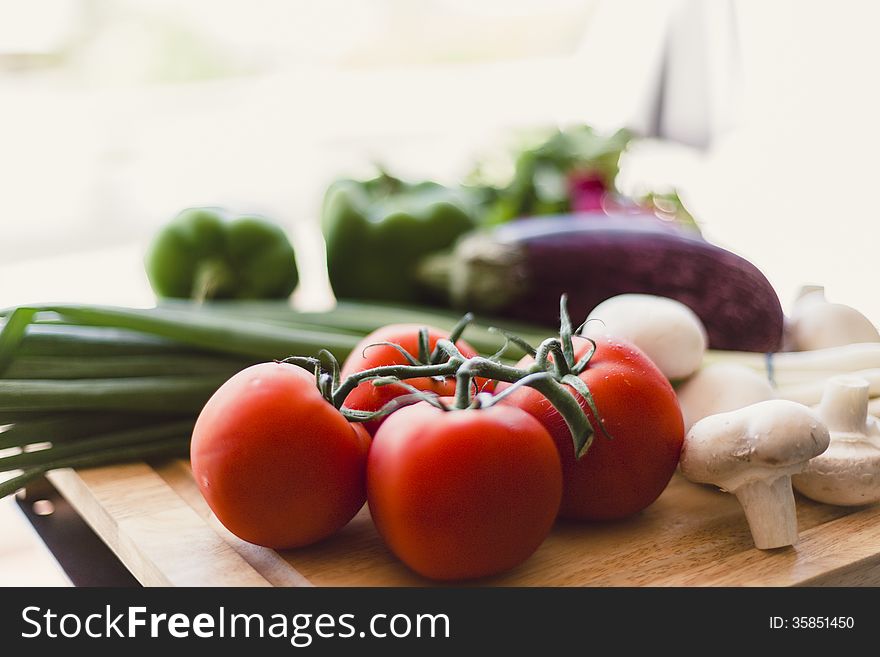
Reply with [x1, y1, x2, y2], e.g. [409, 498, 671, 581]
[680, 400, 830, 549]
[788, 285, 880, 351]
[582, 294, 707, 380]
[792, 375, 880, 506]
[676, 363, 775, 432]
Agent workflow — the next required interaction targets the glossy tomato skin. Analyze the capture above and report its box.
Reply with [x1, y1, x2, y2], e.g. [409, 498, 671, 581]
[499, 336, 684, 521]
[340, 324, 493, 434]
[191, 362, 371, 549]
[367, 401, 562, 581]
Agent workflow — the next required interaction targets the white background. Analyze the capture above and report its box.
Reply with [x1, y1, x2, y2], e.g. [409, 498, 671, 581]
[0, 0, 878, 318]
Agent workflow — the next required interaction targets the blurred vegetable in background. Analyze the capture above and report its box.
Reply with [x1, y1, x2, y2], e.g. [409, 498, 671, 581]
[418, 213, 783, 352]
[469, 125, 700, 231]
[320, 125, 700, 305]
[638, 190, 700, 232]
[470, 125, 633, 224]
[145, 207, 299, 301]
[322, 170, 476, 303]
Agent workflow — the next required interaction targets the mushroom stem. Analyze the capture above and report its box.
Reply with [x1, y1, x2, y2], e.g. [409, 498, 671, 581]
[818, 376, 869, 434]
[796, 284, 825, 303]
[734, 475, 799, 549]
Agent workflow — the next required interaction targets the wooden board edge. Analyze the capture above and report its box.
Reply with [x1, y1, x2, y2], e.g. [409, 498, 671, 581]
[48, 464, 274, 587]
[153, 459, 314, 587]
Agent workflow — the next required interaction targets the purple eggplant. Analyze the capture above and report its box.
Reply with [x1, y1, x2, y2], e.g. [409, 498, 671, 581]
[418, 213, 784, 352]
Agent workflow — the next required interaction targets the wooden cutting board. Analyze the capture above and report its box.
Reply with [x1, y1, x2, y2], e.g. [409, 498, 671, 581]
[46, 459, 880, 587]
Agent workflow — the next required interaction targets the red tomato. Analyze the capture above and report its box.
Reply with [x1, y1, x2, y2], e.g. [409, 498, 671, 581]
[191, 362, 371, 549]
[367, 401, 562, 580]
[340, 323, 493, 434]
[498, 336, 683, 521]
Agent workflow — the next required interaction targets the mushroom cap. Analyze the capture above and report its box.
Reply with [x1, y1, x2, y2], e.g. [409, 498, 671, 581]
[791, 289, 880, 351]
[792, 437, 880, 505]
[680, 399, 830, 492]
[583, 294, 707, 380]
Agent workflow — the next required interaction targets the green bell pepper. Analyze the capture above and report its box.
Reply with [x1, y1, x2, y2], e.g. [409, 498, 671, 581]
[145, 207, 299, 301]
[322, 172, 477, 303]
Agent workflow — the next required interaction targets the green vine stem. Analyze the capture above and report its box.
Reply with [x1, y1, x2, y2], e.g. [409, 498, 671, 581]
[332, 361, 460, 408]
[437, 342, 594, 458]
[276, 305, 599, 458]
[192, 259, 234, 303]
[366, 342, 421, 366]
[487, 326, 537, 358]
[470, 371, 555, 409]
[369, 377, 451, 412]
[562, 373, 613, 443]
[339, 391, 446, 423]
[534, 338, 571, 378]
[558, 294, 576, 368]
[417, 327, 430, 363]
[429, 312, 473, 364]
[572, 336, 598, 374]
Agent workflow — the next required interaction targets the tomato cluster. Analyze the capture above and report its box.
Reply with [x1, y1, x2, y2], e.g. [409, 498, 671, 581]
[190, 321, 684, 581]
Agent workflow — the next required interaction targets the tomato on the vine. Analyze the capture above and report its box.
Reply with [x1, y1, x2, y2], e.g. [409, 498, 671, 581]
[191, 362, 371, 549]
[499, 336, 684, 520]
[341, 323, 493, 434]
[367, 401, 562, 580]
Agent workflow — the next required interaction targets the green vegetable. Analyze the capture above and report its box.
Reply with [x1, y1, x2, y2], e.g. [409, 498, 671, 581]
[158, 299, 550, 356]
[145, 207, 299, 301]
[4, 304, 363, 363]
[3, 354, 249, 380]
[16, 324, 196, 358]
[470, 126, 633, 225]
[0, 412, 186, 449]
[0, 434, 190, 499]
[0, 420, 193, 471]
[322, 170, 477, 303]
[0, 376, 230, 413]
[639, 190, 701, 233]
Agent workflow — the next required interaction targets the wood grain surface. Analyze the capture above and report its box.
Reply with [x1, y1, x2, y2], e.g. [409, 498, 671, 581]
[48, 458, 880, 587]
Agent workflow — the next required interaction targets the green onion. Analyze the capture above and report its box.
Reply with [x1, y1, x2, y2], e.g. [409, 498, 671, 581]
[0, 412, 187, 449]
[158, 299, 551, 356]
[0, 308, 36, 373]
[0, 376, 227, 413]
[18, 324, 196, 358]
[0, 437, 189, 499]
[2, 354, 251, 380]
[0, 420, 193, 472]
[2, 304, 363, 362]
